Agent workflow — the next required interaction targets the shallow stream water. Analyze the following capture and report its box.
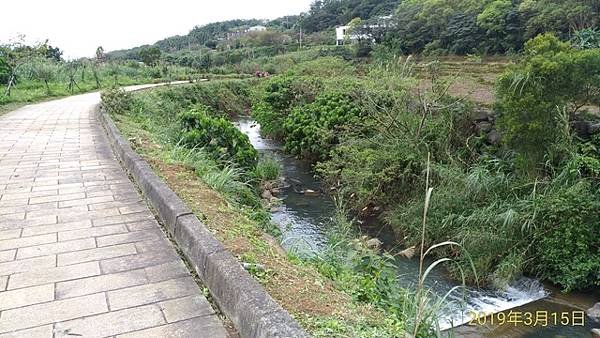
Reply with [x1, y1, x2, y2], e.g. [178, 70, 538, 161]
[234, 117, 599, 337]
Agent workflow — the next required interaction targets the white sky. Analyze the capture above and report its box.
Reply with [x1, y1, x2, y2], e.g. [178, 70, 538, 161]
[0, 0, 313, 59]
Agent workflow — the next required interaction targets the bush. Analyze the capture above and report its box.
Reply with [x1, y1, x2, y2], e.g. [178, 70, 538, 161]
[532, 182, 600, 291]
[100, 86, 133, 114]
[252, 75, 322, 138]
[283, 89, 363, 160]
[496, 33, 600, 173]
[179, 106, 258, 169]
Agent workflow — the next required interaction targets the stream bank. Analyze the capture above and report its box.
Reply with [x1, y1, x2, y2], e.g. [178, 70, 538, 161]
[235, 116, 599, 337]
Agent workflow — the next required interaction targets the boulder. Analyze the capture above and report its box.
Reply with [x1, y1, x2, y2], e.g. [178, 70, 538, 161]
[270, 188, 280, 196]
[487, 129, 501, 145]
[591, 328, 600, 337]
[304, 189, 321, 197]
[366, 238, 382, 251]
[261, 190, 273, 200]
[399, 246, 416, 259]
[587, 303, 600, 322]
[473, 110, 491, 122]
[476, 121, 493, 133]
[571, 120, 600, 139]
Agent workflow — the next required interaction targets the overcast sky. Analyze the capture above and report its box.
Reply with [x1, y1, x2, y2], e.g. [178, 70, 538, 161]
[1, 0, 313, 59]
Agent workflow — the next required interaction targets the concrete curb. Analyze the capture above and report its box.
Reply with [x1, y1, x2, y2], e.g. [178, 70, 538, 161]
[97, 103, 309, 338]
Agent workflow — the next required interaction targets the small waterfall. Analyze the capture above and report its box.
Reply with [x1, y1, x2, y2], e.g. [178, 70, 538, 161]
[437, 278, 548, 330]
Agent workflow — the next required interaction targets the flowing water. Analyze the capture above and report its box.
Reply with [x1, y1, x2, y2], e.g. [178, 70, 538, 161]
[234, 117, 599, 337]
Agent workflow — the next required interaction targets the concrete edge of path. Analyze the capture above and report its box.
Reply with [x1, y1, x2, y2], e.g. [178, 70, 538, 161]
[97, 104, 310, 338]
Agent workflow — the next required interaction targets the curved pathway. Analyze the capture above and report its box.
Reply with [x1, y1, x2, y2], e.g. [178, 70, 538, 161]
[0, 86, 228, 337]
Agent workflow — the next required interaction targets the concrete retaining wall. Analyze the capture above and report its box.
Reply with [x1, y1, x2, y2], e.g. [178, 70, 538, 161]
[98, 105, 309, 338]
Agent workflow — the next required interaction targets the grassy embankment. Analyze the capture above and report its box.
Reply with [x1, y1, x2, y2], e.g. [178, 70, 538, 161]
[104, 80, 418, 337]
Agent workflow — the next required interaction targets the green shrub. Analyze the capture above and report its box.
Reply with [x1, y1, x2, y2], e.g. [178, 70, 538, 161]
[252, 75, 322, 138]
[532, 181, 600, 291]
[100, 86, 133, 114]
[496, 33, 600, 173]
[283, 90, 363, 159]
[179, 106, 258, 169]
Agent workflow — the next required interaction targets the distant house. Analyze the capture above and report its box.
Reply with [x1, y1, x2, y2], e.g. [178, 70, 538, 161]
[335, 26, 351, 46]
[335, 25, 372, 46]
[335, 16, 393, 46]
[248, 25, 267, 32]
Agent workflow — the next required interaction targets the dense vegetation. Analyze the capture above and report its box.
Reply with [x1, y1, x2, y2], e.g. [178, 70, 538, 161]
[106, 0, 600, 75]
[252, 34, 600, 292]
[102, 80, 442, 336]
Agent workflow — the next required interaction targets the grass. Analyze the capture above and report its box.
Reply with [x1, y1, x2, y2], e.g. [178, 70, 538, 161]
[413, 58, 510, 106]
[254, 155, 281, 182]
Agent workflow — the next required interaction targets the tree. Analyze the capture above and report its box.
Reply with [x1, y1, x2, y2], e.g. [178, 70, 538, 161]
[91, 60, 102, 89]
[138, 46, 161, 67]
[496, 33, 600, 172]
[65, 61, 81, 94]
[45, 45, 63, 62]
[96, 46, 106, 62]
[519, 0, 599, 41]
[33, 58, 56, 95]
[0, 37, 46, 96]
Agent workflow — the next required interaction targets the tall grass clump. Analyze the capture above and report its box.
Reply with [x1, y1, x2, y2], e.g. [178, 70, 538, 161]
[253, 155, 281, 182]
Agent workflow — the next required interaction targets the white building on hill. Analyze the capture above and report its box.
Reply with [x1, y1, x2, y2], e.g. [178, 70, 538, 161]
[248, 25, 267, 32]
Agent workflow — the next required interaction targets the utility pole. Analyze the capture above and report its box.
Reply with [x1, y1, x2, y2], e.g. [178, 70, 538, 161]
[298, 14, 304, 51]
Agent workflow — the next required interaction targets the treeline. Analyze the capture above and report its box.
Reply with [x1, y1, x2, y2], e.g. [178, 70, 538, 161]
[381, 0, 600, 55]
[106, 0, 600, 69]
[300, 0, 400, 33]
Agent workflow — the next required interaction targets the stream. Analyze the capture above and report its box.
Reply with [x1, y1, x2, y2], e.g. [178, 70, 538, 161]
[234, 117, 599, 337]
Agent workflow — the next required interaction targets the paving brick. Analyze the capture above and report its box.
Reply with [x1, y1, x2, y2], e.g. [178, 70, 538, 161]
[28, 192, 85, 205]
[57, 243, 136, 266]
[56, 269, 148, 299]
[0, 284, 54, 311]
[26, 205, 87, 220]
[96, 230, 160, 247]
[0, 276, 7, 291]
[55, 304, 165, 338]
[8, 261, 100, 289]
[107, 277, 198, 311]
[0, 325, 53, 338]
[0, 250, 16, 262]
[92, 212, 154, 227]
[60, 207, 120, 223]
[0, 233, 56, 251]
[117, 316, 228, 338]
[144, 261, 189, 283]
[59, 195, 114, 208]
[159, 295, 215, 323]
[0, 293, 108, 333]
[126, 220, 159, 231]
[58, 223, 128, 241]
[100, 249, 179, 274]
[0, 229, 21, 241]
[16, 238, 96, 259]
[21, 219, 92, 237]
[0, 202, 59, 216]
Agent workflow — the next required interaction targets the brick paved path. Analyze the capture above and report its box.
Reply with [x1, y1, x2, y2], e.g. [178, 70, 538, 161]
[0, 88, 228, 337]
